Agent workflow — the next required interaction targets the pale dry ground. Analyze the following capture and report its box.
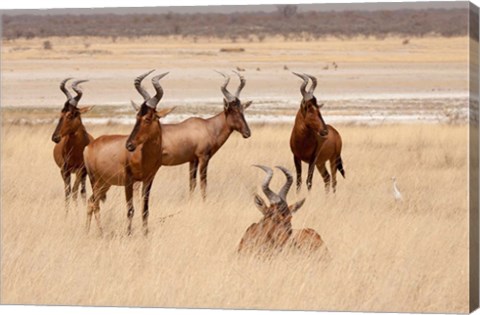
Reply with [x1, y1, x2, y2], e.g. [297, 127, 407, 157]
[1, 122, 469, 313]
[1, 36, 469, 108]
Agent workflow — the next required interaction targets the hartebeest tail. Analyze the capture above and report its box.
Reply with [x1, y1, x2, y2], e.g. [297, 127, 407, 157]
[238, 165, 324, 255]
[52, 78, 94, 212]
[289, 72, 345, 193]
[84, 70, 174, 235]
[336, 156, 345, 178]
[132, 70, 252, 200]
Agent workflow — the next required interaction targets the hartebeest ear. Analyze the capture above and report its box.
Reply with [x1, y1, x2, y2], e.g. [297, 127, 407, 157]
[78, 105, 95, 114]
[130, 100, 140, 112]
[223, 99, 229, 110]
[288, 198, 306, 213]
[318, 103, 325, 109]
[243, 101, 253, 110]
[253, 193, 268, 215]
[156, 107, 175, 119]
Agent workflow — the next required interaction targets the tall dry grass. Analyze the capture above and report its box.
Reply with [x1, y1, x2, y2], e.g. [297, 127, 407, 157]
[0, 122, 469, 312]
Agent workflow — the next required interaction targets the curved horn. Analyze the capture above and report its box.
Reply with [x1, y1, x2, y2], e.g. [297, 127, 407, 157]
[146, 72, 169, 108]
[275, 166, 293, 202]
[292, 72, 308, 98]
[216, 71, 235, 102]
[60, 77, 73, 100]
[253, 165, 281, 204]
[232, 70, 246, 98]
[305, 73, 317, 95]
[135, 69, 155, 101]
[70, 79, 89, 106]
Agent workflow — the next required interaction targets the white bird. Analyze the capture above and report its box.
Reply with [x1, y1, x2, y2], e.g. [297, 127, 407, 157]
[391, 176, 403, 201]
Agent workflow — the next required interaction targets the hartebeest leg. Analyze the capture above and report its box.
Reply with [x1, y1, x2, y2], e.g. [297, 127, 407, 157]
[86, 183, 108, 236]
[142, 180, 153, 235]
[189, 159, 199, 194]
[316, 164, 331, 193]
[294, 156, 302, 192]
[72, 172, 82, 204]
[125, 177, 135, 235]
[306, 162, 316, 191]
[199, 157, 209, 200]
[86, 195, 95, 232]
[80, 168, 87, 203]
[329, 158, 337, 193]
[61, 169, 71, 211]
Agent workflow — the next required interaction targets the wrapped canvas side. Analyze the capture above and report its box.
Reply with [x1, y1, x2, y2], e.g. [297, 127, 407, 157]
[470, 2, 479, 312]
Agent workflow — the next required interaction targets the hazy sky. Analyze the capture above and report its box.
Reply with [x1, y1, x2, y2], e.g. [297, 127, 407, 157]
[1, 1, 469, 15]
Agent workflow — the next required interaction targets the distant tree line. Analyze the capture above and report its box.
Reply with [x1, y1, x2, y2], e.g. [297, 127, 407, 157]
[2, 8, 470, 40]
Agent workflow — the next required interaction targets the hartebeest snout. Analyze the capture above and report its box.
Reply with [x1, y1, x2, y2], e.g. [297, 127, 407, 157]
[132, 70, 252, 199]
[83, 70, 174, 235]
[238, 165, 324, 255]
[290, 73, 345, 193]
[52, 78, 94, 211]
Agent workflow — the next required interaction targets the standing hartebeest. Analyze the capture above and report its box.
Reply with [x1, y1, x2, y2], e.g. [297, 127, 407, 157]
[289, 73, 345, 193]
[83, 70, 174, 235]
[238, 165, 325, 255]
[131, 70, 252, 199]
[52, 78, 94, 211]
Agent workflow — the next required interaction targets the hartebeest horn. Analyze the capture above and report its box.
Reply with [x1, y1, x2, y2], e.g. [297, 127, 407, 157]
[232, 70, 246, 98]
[292, 72, 308, 98]
[70, 80, 89, 106]
[216, 71, 236, 102]
[253, 165, 281, 204]
[146, 72, 169, 109]
[275, 166, 293, 202]
[135, 69, 155, 101]
[305, 74, 317, 95]
[293, 72, 315, 101]
[60, 77, 73, 100]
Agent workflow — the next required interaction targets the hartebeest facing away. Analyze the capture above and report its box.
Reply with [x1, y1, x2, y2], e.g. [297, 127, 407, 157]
[132, 70, 252, 199]
[52, 78, 94, 211]
[83, 70, 174, 235]
[290, 73, 345, 193]
[238, 165, 324, 255]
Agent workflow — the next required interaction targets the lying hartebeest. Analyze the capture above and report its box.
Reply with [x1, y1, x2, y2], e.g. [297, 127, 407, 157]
[238, 165, 325, 255]
[132, 71, 252, 199]
[290, 73, 345, 193]
[83, 70, 174, 235]
[52, 78, 94, 211]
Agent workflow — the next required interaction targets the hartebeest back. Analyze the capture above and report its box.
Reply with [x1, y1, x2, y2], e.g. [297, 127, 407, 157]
[289, 73, 345, 193]
[52, 78, 94, 211]
[131, 70, 252, 199]
[83, 70, 174, 235]
[238, 165, 324, 255]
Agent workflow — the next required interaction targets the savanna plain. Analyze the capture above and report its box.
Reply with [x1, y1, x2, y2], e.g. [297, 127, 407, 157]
[1, 122, 468, 313]
[0, 33, 473, 313]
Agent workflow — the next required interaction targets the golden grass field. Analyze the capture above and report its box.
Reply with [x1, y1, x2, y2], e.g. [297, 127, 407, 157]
[0, 122, 469, 313]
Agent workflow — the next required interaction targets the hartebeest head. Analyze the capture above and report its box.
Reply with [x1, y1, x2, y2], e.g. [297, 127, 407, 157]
[217, 71, 252, 139]
[252, 165, 306, 245]
[52, 78, 93, 143]
[126, 70, 174, 152]
[293, 72, 328, 138]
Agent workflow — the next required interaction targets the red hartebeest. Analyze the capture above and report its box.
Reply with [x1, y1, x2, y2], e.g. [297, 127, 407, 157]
[52, 78, 94, 211]
[290, 73, 345, 193]
[238, 165, 325, 255]
[131, 71, 252, 199]
[83, 70, 174, 235]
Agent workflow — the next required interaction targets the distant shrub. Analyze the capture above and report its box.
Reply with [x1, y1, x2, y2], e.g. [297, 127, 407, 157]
[1, 9, 469, 40]
[42, 40, 52, 50]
